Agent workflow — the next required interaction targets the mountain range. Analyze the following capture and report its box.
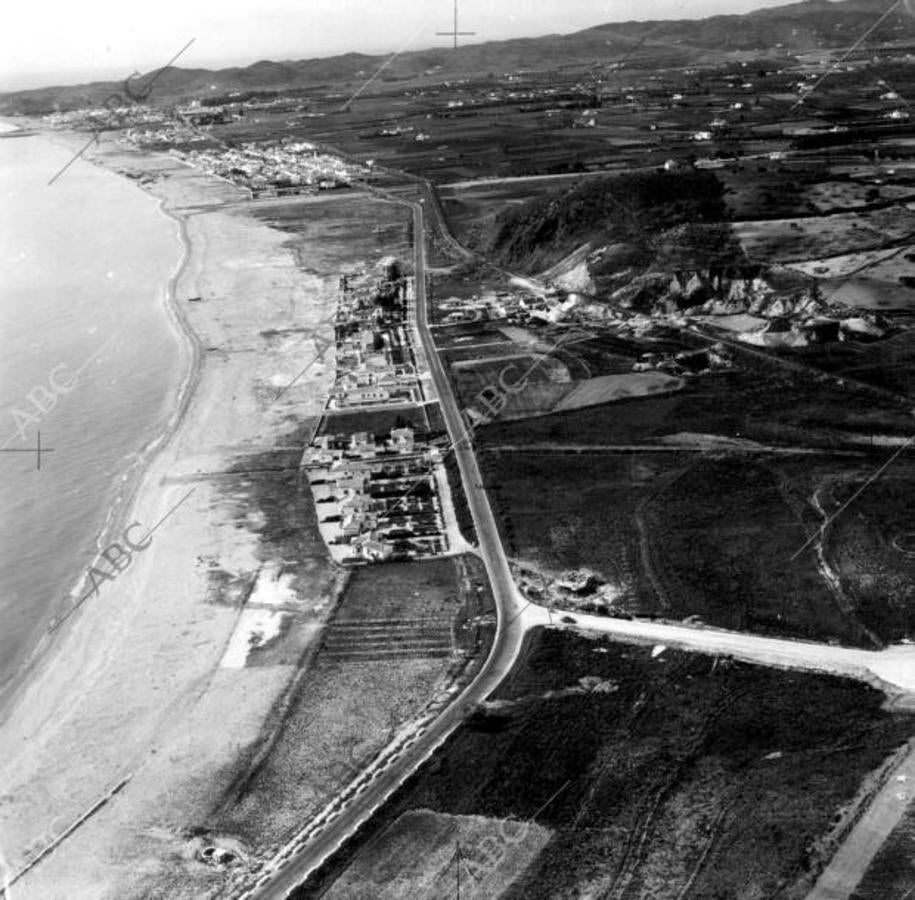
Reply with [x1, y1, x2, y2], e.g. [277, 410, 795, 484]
[1, 0, 911, 114]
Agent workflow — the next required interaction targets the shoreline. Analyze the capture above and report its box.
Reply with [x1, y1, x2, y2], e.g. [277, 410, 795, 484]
[0, 129, 202, 726]
[0, 122, 343, 898]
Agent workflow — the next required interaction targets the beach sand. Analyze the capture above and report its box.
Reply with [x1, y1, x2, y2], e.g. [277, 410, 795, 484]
[0, 136, 341, 898]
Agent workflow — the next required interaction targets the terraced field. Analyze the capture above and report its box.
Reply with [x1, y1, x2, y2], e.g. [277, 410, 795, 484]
[206, 556, 495, 849]
[308, 630, 915, 900]
[319, 615, 454, 662]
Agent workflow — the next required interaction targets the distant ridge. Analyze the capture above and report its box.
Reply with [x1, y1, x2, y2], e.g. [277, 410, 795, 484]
[1, 0, 908, 114]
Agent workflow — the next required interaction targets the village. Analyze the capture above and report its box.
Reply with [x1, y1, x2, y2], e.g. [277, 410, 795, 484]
[169, 139, 364, 196]
[301, 258, 462, 564]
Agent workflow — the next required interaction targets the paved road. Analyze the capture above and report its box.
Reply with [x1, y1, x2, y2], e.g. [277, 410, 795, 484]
[807, 739, 915, 900]
[244, 197, 531, 900]
[521, 605, 915, 695]
[244, 180, 915, 900]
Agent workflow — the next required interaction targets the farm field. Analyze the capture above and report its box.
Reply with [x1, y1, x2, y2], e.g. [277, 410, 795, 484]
[322, 809, 551, 900]
[734, 206, 915, 265]
[308, 631, 915, 900]
[207, 555, 494, 850]
[439, 177, 590, 246]
[787, 330, 915, 398]
[822, 275, 915, 310]
[478, 367, 915, 450]
[481, 448, 667, 611]
[449, 354, 573, 422]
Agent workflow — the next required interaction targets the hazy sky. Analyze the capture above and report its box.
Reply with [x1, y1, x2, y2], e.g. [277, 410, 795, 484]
[2, 0, 810, 91]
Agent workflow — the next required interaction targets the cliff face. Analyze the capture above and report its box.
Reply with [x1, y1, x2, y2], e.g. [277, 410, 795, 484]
[608, 265, 820, 317]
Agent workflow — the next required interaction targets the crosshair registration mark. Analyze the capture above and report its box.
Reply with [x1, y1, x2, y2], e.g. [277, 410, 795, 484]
[0, 430, 55, 470]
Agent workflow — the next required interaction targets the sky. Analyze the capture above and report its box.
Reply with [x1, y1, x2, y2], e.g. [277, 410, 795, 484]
[1, 0, 814, 91]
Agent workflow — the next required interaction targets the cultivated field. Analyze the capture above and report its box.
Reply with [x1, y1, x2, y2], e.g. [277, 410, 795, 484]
[734, 207, 915, 265]
[311, 631, 915, 900]
[322, 809, 551, 899]
[478, 366, 915, 450]
[207, 556, 494, 849]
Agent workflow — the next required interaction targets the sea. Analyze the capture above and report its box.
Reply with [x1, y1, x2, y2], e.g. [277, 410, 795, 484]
[0, 125, 185, 700]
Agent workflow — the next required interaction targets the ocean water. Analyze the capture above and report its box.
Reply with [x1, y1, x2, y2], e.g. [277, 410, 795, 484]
[0, 130, 184, 698]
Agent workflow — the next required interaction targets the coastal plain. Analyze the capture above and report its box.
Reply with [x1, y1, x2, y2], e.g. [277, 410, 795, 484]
[0, 136, 480, 899]
[6, 4, 915, 896]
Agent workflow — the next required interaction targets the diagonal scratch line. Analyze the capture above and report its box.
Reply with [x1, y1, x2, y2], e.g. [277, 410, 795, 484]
[49, 487, 197, 634]
[72, 331, 121, 378]
[48, 37, 196, 185]
[510, 332, 595, 387]
[273, 314, 337, 403]
[380, 327, 593, 524]
[594, 0, 687, 75]
[275, 359, 321, 403]
[792, 435, 914, 561]
[532, 778, 572, 820]
[48, 132, 100, 185]
[139, 486, 198, 542]
[131, 37, 196, 96]
[791, 0, 902, 112]
[506, 599, 532, 628]
[341, 22, 430, 111]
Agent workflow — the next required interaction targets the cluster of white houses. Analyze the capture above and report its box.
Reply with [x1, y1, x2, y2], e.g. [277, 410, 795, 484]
[330, 269, 423, 409]
[303, 427, 452, 563]
[302, 261, 455, 564]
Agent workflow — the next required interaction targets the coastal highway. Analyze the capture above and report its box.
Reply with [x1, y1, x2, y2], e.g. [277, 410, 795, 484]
[243, 185, 915, 900]
[243, 196, 533, 900]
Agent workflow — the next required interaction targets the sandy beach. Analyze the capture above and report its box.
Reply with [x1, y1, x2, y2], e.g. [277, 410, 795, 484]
[0, 132, 341, 898]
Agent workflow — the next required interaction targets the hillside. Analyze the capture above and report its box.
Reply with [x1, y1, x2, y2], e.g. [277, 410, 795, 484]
[472, 170, 737, 275]
[466, 169, 874, 326]
[1, 0, 911, 114]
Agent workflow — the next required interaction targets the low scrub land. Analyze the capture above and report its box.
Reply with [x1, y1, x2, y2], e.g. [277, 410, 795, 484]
[479, 366, 915, 450]
[641, 456, 871, 646]
[323, 809, 551, 900]
[481, 436, 915, 646]
[474, 170, 733, 275]
[310, 630, 915, 900]
[482, 448, 666, 612]
[250, 194, 412, 274]
[207, 555, 494, 850]
[826, 464, 915, 644]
